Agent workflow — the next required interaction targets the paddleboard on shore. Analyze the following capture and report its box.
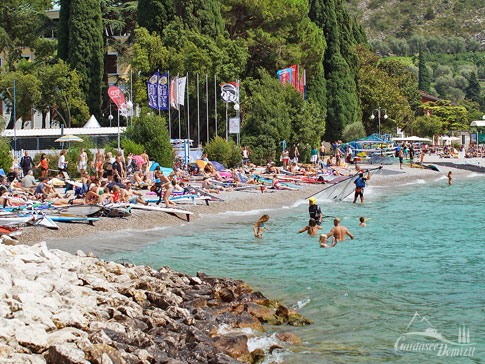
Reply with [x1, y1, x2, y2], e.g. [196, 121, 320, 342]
[45, 215, 99, 223]
[128, 204, 193, 215]
[56, 204, 103, 217]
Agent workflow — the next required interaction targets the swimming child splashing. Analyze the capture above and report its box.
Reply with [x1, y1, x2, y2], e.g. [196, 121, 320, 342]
[253, 214, 270, 238]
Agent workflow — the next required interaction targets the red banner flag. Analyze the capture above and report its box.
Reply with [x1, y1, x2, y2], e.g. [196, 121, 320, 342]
[108, 86, 128, 117]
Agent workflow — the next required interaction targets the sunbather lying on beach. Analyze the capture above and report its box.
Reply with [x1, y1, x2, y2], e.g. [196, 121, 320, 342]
[272, 175, 298, 191]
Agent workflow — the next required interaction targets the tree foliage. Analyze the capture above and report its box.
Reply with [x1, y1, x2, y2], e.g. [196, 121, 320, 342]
[420, 101, 468, 132]
[124, 114, 173, 167]
[58, 0, 104, 118]
[418, 51, 431, 93]
[412, 115, 442, 137]
[204, 136, 241, 168]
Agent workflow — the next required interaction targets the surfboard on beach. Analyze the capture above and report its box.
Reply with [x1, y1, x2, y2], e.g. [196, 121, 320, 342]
[128, 204, 193, 221]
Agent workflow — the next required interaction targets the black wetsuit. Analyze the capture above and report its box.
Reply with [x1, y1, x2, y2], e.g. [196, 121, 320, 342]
[309, 204, 322, 225]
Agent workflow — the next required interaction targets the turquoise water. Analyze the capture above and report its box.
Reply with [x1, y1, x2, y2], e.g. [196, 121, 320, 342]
[106, 175, 485, 363]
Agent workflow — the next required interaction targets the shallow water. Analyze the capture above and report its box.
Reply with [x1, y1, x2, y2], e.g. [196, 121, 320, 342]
[105, 176, 485, 363]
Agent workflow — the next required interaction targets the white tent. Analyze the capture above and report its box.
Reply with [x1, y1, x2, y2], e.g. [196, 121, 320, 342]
[83, 115, 101, 128]
[470, 120, 485, 127]
[392, 136, 432, 143]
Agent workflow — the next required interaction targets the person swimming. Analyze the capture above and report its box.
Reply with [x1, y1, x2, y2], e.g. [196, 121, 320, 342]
[253, 214, 270, 238]
[359, 216, 366, 227]
[299, 218, 323, 236]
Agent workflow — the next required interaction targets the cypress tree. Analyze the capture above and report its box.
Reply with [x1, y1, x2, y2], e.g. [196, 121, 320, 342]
[309, 0, 360, 141]
[465, 72, 481, 103]
[57, 0, 70, 61]
[418, 50, 431, 93]
[66, 0, 104, 118]
[137, 0, 175, 34]
[176, 0, 224, 37]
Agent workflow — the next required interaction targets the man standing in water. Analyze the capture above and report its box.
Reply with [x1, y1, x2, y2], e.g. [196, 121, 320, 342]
[325, 218, 354, 247]
[308, 197, 323, 225]
[353, 171, 370, 204]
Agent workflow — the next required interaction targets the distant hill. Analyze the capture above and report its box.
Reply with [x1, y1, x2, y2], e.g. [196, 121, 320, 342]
[345, 0, 485, 43]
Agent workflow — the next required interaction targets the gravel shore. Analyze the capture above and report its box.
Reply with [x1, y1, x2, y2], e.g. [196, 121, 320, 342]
[18, 160, 480, 249]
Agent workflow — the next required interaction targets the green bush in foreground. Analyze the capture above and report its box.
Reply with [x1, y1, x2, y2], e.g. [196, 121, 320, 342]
[204, 136, 242, 168]
[0, 139, 12, 173]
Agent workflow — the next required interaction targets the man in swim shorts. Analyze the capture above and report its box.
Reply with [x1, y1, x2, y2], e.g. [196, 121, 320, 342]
[326, 218, 354, 247]
[353, 171, 370, 204]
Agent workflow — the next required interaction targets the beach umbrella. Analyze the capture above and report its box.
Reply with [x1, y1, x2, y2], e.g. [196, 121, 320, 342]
[55, 134, 84, 143]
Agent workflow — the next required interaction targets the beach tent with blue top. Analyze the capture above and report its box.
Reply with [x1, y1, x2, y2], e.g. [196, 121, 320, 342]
[345, 134, 396, 158]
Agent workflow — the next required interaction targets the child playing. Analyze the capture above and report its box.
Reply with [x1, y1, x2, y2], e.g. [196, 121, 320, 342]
[253, 214, 270, 238]
[447, 171, 452, 186]
[359, 217, 367, 227]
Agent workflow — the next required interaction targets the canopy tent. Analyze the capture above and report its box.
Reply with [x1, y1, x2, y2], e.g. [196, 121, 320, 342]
[83, 115, 101, 128]
[392, 136, 432, 143]
[346, 134, 396, 158]
[55, 134, 83, 142]
[470, 120, 485, 128]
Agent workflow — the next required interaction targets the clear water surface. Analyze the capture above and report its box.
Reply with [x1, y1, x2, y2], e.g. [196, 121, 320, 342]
[105, 174, 485, 363]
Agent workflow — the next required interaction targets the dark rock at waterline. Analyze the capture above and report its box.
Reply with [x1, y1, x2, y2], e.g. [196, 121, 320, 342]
[250, 348, 265, 364]
[275, 331, 302, 345]
[212, 334, 251, 363]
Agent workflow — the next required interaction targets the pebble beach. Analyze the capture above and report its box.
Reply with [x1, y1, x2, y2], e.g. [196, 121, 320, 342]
[1, 159, 482, 363]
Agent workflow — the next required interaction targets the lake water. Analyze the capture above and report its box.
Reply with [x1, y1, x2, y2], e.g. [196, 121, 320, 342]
[105, 174, 485, 363]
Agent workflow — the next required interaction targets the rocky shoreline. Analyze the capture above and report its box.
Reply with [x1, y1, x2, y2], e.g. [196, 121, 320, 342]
[0, 242, 311, 364]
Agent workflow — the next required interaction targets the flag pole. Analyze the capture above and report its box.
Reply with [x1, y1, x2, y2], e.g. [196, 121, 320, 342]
[206, 74, 209, 143]
[225, 101, 228, 141]
[168, 70, 171, 139]
[214, 74, 217, 137]
[187, 72, 190, 142]
[197, 73, 200, 147]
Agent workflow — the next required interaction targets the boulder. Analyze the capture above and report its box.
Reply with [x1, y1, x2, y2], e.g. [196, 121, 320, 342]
[212, 335, 251, 363]
[85, 344, 126, 364]
[235, 312, 263, 332]
[250, 348, 265, 364]
[245, 303, 275, 323]
[45, 344, 90, 364]
[15, 325, 48, 353]
[275, 331, 302, 345]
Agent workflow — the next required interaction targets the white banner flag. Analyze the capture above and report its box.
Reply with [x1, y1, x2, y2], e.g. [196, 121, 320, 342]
[177, 77, 186, 106]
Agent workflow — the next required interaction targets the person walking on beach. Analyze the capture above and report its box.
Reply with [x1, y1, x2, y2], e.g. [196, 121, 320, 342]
[447, 171, 452, 185]
[95, 148, 105, 179]
[299, 218, 323, 236]
[242, 146, 249, 165]
[409, 146, 415, 168]
[36, 153, 49, 178]
[308, 197, 323, 225]
[311, 146, 318, 165]
[253, 214, 270, 238]
[20, 151, 34, 177]
[398, 148, 404, 170]
[281, 148, 290, 170]
[326, 218, 354, 247]
[319, 142, 326, 162]
[58, 150, 68, 177]
[78, 148, 88, 175]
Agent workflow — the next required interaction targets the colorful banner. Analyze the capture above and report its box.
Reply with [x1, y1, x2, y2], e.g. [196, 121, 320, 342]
[147, 72, 159, 110]
[277, 65, 305, 98]
[157, 73, 169, 110]
[107, 86, 128, 117]
[170, 76, 178, 110]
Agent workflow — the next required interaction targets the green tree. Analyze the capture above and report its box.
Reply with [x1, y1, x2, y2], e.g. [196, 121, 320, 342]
[58, 0, 104, 119]
[137, 0, 175, 34]
[412, 115, 442, 137]
[124, 114, 173, 166]
[418, 51, 431, 93]
[241, 71, 324, 164]
[0, 139, 13, 172]
[342, 121, 366, 142]
[465, 72, 481, 103]
[0, 0, 52, 68]
[420, 100, 468, 131]
[204, 136, 241, 168]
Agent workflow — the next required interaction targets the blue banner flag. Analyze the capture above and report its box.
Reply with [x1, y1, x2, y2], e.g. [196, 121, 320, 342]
[158, 73, 169, 110]
[147, 72, 159, 109]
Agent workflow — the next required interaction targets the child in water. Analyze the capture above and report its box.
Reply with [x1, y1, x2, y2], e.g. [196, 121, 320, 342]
[253, 214, 270, 238]
[320, 234, 330, 248]
[299, 218, 323, 236]
[448, 171, 452, 186]
[359, 217, 367, 227]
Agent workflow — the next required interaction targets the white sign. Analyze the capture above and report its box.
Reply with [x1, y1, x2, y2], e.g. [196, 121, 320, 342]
[221, 83, 239, 103]
[229, 117, 240, 134]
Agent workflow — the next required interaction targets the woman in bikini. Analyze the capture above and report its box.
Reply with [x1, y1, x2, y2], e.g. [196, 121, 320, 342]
[253, 214, 270, 238]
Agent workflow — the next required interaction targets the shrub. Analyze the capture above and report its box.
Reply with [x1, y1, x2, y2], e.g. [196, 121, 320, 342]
[204, 136, 242, 168]
[241, 135, 277, 166]
[0, 139, 12, 173]
[121, 138, 144, 155]
[342, 121, 366, 142]
[412, 115, 442, 137]
[124, 114, 173, 167]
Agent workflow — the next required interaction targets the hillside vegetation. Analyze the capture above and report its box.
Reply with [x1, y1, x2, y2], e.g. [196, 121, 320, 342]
[345, 0, 485, 42]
